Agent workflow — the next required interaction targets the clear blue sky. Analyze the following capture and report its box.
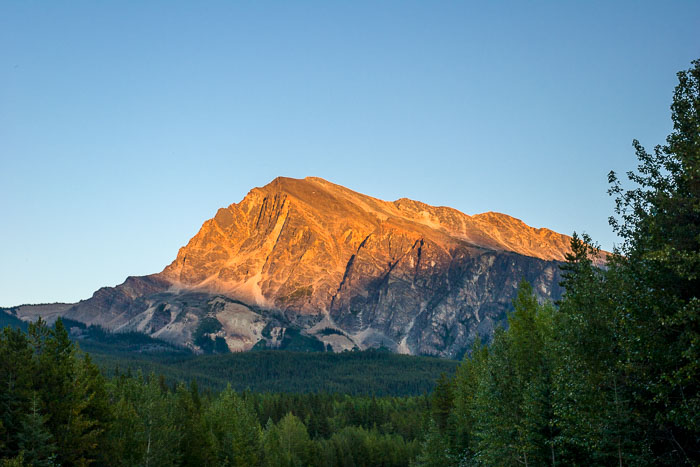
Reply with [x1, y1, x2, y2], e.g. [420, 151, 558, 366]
[1, 1, 698, 306]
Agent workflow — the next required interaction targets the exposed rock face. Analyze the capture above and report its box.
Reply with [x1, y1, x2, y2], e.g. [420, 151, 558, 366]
[9, 177, 580, 357]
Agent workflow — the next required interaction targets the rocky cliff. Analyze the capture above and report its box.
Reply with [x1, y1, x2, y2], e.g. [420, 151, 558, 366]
[9, 177, 582, 358]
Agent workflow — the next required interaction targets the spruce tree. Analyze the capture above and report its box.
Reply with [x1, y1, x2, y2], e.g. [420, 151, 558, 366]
[15, 394, 56, 467]
[0, 327, 33, 458]
[451, 337, 488, 459]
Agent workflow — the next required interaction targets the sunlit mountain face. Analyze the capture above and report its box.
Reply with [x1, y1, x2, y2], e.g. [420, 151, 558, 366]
[8, 177, 600, 358]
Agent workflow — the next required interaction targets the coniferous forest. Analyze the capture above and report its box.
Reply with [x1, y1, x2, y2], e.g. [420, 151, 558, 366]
[1, 60, 699, 466]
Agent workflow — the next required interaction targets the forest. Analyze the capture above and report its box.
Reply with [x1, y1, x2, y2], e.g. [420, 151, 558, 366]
[0, 318, 432, 466]
[1, 60, 699, 465]
[414, 60, 700, 466]
[88, 347, 458, 396]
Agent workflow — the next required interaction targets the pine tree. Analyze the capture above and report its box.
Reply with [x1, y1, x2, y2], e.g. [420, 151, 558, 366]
[553, 234, 645, 465]
[174, 382, 215, 466]
[29, 318, 109, 465]
[451, 337, 488, 459]
[0, 327, 33, 458]
[472, 282, 556, 466]
[430, 373, 454, 436]
[415, 419, 454, 467]
[15, 394, 56, 467]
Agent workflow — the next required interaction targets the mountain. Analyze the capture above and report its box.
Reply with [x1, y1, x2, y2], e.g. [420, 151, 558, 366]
[6, 177, 583, 358]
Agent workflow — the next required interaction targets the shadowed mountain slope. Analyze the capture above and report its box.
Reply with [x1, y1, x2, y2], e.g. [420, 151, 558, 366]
[8, 177, 585, 358]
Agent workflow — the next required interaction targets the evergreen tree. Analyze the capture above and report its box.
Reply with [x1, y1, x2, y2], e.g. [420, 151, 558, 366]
[430, 373, 454, 436]
[415, 419, 454, 467]
[0, 327, 33, 458]
[105, 394, 142, 467]
[174, 382, 215, 466]
[553, 234, 645, 465]
[29, 319, 110, 465]
[471, 282, 556, 466]
[451, 338, 488, 459]
[15, 394, 56, 467]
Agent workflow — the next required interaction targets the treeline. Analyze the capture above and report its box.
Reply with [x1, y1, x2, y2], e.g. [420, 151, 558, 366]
[0, 310, 458, 396]
[91, 348, 458, 396]
[0, 319, 430, 466]
[415, 60, 700, 466]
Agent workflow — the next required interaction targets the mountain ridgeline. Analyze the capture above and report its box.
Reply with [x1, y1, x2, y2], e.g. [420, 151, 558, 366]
[7, 177, 583, 357]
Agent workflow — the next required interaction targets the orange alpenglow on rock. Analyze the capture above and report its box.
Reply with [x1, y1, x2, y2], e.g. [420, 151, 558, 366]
[10, 177, 602, 358]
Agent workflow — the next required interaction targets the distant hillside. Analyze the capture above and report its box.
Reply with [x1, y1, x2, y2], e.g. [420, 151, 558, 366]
[0, 309, 27, 331]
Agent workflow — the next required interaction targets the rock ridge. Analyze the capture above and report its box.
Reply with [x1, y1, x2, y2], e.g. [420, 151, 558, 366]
[8, 176, 589, 357]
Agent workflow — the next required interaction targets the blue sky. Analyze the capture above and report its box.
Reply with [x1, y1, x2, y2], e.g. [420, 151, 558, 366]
[1, 1, 698, 306]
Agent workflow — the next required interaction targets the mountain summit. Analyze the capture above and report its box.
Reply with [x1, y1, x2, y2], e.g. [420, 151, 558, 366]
[10, 177, 576, 357]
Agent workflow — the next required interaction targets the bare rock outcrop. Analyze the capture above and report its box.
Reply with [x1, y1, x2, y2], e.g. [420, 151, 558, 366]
[10, 177, 585, 357]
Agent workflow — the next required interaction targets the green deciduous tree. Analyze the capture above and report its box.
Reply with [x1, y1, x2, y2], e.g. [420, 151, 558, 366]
[206, 385, 262, 466]
[471, 282, 556, 467]
[263, 413, 312, 467]
[606, 58, 700, 464]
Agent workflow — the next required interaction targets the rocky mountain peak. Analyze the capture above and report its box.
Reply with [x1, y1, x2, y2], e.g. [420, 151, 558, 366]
[160, 177, 574, 305]
[12, 177, 591, 357]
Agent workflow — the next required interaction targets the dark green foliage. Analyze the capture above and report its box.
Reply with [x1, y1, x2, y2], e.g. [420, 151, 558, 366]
[194, 316, 223, 336]
[415, 420, 453, 467]
[0, 312, 27, 332]
[316, 328, 346, 337]
[466, 283, 557, 466]
[61, 317, 188, 355]
[0, 319, 112, 465]
[253, 326, 328, 352]
[451, 338, 488, 458]
[1, 318, 439, 466]
[213, 336, 230, 353]
[316, 425, 420, 467]
[174, 382, 216, 466]
[430, 373, 453, 435]
[15, 395, 56, 467]
[275, 327, 326, 352]
[604, 58, 700, 465]
[106, 372, 182, 466]
[551, 233, 647, 465]
[206, 385, 262, 466]
[193, 316, 231, 354]
[417, 59, 700, 466]
[262, 413, 312, 466]
[92, 348, 458, 396]
[0, 326, 33, 457]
